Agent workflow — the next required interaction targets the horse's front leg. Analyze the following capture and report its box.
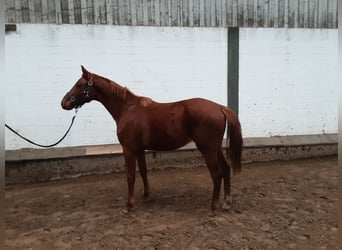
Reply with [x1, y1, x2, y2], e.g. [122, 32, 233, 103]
[123, 147, 136, 211]
[137, 151, 150, 199]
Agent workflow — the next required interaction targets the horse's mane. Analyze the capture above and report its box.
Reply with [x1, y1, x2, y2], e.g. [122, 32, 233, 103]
[93, 74, 128, 101]
[93, 73, 153, 106]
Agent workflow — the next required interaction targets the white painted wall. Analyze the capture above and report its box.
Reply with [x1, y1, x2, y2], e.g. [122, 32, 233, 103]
[239, 28, 338, 137]
[5, 24, 227, 149]
[5, 25, 338, 150]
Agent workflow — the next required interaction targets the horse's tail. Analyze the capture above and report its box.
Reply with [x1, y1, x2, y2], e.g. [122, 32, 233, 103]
[221, 106, 243, 174]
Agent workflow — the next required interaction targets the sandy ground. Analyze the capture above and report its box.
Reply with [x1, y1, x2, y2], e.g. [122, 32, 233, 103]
[5, 156, 338, 250]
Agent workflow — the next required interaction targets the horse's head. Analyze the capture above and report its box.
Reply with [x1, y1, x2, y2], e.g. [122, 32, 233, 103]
[61, 66, 95, 110]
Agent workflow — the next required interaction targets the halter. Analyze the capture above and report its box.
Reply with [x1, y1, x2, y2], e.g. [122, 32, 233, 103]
[83, 79, 93, 97]
[67, 79, 93, 104]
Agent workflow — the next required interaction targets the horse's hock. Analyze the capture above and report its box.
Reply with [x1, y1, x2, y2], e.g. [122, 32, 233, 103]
[5, 134, 337, 184]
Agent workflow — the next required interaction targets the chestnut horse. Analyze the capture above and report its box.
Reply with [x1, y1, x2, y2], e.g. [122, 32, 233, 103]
[61, 66, 242, 212]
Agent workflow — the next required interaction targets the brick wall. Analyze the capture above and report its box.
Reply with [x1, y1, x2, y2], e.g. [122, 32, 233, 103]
[239, 28, 338, 137]
[5, 24, 227, 149]
[5, 25, 338, 150]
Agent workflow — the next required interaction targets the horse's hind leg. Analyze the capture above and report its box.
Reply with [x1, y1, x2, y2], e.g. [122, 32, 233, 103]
[200, 149, 223, 212]
[218, 150, 232, 208]
[137, 151, 150, 199]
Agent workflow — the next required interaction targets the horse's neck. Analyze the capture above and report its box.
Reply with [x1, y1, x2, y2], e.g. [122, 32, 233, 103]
[94, 76, 134, 121]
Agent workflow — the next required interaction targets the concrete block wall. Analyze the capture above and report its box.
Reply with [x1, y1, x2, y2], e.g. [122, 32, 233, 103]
[5, 25, 338, 150]
[239, 28, 338, 138]
[5, 24, 227, 149]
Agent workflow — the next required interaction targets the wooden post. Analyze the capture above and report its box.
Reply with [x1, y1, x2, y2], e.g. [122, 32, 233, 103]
[227, 27, 239, 116]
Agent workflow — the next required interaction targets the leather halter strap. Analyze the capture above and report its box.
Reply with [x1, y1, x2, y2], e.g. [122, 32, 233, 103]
[67, 79, 93, 103]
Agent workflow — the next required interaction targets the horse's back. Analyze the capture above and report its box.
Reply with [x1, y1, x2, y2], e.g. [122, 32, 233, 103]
[181, 98, 225, 121]
[150, 97, 224, 128]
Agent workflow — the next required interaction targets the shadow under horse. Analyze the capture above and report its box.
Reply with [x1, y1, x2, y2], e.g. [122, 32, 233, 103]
[61, 66, 243, 212]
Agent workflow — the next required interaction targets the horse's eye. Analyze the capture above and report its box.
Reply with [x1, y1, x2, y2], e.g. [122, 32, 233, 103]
[76, 84, 81, 88]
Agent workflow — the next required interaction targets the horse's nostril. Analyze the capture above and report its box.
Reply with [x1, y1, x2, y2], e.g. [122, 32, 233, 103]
[61, 96, 70, 110]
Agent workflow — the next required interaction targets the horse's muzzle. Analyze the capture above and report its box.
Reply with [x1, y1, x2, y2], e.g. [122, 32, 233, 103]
[61, 94, 74, 110]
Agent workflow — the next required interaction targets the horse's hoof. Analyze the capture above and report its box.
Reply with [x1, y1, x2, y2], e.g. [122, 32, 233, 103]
[222, 196, 233, 211]
[208, 206, 219, 217]
[210, 203, 219, 216]
[210, 201, 220, 211]
[125, 201, 134, 212]
[143, 191, 150, 200]
[122, 208, 130, 214]
[222, 201, 231, 211]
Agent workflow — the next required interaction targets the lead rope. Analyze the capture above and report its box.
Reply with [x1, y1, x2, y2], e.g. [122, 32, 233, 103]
[5, 108, 79, 148]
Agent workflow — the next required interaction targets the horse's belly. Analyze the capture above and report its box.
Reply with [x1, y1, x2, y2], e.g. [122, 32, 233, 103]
[144, 132, 191, 151]
[142, 103, 192, 150]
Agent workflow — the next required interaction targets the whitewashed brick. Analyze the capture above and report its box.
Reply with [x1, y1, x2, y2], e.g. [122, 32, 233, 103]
[5, 25, 338, 150]
[239, 28, 338, 137]
[5, 24, 227, 149]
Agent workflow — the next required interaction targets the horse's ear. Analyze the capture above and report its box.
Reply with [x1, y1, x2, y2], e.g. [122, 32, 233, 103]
[81, 65, 90, 80]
